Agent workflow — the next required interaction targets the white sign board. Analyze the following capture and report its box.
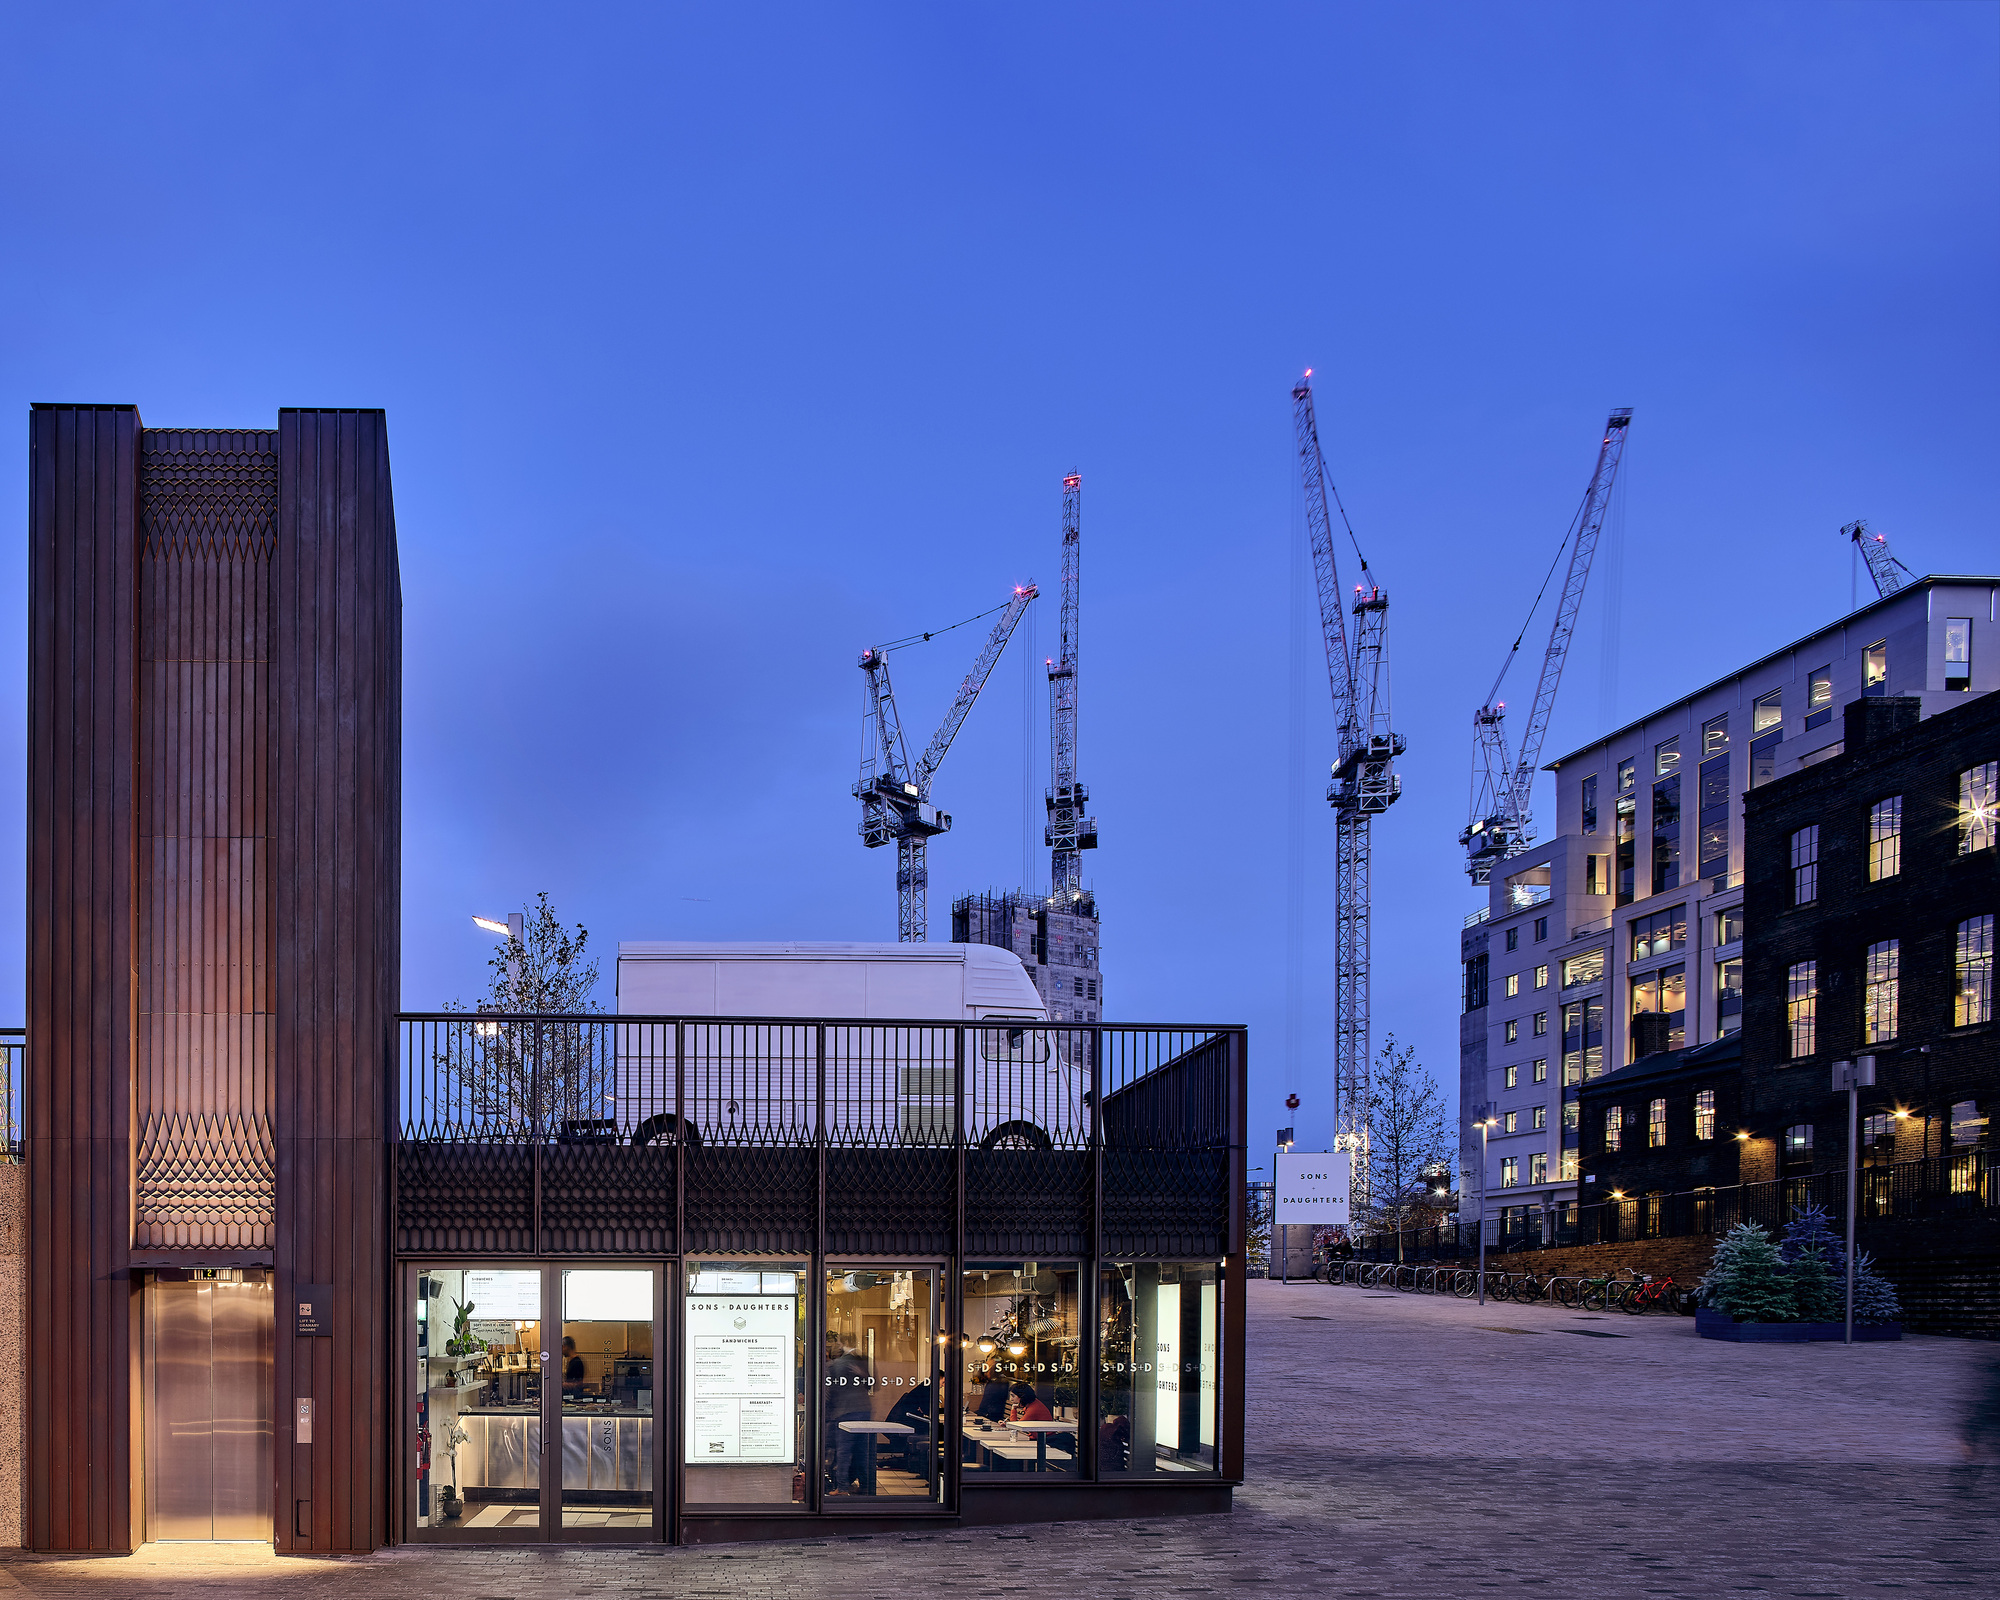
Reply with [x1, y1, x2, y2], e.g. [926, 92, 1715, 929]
[1275, 1150, 1351, 1225]
[685, 1292, 796, 1465]
[464, 1269, 542, 1321]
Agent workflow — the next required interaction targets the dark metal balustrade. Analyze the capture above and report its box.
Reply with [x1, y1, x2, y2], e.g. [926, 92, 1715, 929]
[396, 1014, 1244, 1260]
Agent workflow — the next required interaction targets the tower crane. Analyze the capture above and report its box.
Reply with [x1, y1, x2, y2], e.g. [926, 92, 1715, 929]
[1844, 520, 1913, 599]
[1045, 473, 1098, 900]
[856, 584, 1039, 941]
[1292, 372, 1404, 1200]
[1461, 409, 1632, 885]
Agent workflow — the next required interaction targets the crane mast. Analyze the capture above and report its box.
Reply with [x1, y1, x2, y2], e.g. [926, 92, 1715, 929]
[1293, 373, 1403, 1203]
[857, 584, 1038, 941]
[1462, 409, 1631, 884]
[1844, 519, 1912, 599]
[1046, 472, 1098, 899]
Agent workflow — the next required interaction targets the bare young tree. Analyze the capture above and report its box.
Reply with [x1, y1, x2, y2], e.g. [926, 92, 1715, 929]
[439, 893, 612, 1138]
[1360, 1034, 1451, 1257]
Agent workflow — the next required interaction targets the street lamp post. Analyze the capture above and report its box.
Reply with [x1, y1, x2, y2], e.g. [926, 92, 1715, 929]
[1474, 1104, 1496, 1307]
[1831, 1054, 1877, 1346]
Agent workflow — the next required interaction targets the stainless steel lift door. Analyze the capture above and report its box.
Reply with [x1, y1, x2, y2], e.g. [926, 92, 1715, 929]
[145, 1276, 274, 1541]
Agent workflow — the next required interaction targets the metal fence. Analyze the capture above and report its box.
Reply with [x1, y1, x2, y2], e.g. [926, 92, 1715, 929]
[398, 1014, 1236, 1152]
[1, 1029, 20, 1161]
[1347, 1146, 1999, 1262]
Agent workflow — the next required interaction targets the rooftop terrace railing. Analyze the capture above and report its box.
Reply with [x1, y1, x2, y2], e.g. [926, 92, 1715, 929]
[1, 1029, 20, 1162]
[397, 1013, 1240, 1154]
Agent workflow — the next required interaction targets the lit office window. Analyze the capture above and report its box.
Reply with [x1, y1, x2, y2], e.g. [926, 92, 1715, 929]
[1629, 964, 1686, 1051]
[1500, 1157, 1519, 1188]
[1805, 665, 1834, 729]
[1868, 797, 1903, 881]
[1532, 1012, 1548, 1037]
[1715, 957, 1743, 1036]
[1505, 973, 1521, 998]
[1787, 961, 1818, 1058]
[1560, 1150, 1579, 1182]
[1750, 689, 1784, 787]
[1863, 940, 1900, 1044]
[1957, 915, 1994, 1026]
[1655, 737, 1680, 777]
[1504, 1110, 1518, 1134]
[1944, 618, 1972, 692]
[1715, 906, 1744, 946]
[1504, 1019, 1518, 1044]
[1563, 1100, 1578, 1131]
[1533, 1106, 1547, 1131]
[1562, 949, 1605, 988]
[1535, 965, 1550, 990]
[1529, 1153, 1548, 1185]
[1784, 1124, 1815, 1169]
[1791, 826, 1820, 905]
[1561, 997, 1604, 1083]
[1694, 1089, 1716, 1142]
[1604, 1107, 1623, 1153]
[1648, 1098, 1667, 1148]
[1504, 1064, 1518, 1089]
[1630, 905, 1687, 960]
[1962, 763, 1998, 855]
[1863, 640, 1888, 696]
[1532, 1059, 1548, 1084]
[1702, 714, 1728, 758]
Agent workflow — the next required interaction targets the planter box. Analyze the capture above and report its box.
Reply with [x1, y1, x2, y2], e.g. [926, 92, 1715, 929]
[1695, 1308, 1903, 1343]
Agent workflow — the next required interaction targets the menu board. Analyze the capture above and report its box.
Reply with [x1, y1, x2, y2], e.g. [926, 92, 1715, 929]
[685, 1293, 795, 1464]
[464, 1269, 542, 1320]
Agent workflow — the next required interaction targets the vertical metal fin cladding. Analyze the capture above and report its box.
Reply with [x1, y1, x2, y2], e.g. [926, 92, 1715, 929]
[134, 430, 279, 1251]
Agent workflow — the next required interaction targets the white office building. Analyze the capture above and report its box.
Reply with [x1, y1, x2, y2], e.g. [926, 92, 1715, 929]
[1458, 575, 1999, 1227]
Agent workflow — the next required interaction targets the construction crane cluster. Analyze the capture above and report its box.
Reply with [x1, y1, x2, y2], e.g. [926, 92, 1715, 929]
[854, 473, 1101, 946]
[1292, 372, 1404, 1199]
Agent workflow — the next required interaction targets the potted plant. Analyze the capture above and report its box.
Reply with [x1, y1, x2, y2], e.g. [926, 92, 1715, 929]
[436, 1417, 470, 1520]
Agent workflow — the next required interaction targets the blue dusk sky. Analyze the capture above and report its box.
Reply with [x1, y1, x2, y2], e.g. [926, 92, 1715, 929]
[2, 4, 1995, 1152]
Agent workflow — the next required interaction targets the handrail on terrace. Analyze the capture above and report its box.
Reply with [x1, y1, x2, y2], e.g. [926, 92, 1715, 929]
[1, 1028, 21, 1163]
[395, 1012, 1242, 1153]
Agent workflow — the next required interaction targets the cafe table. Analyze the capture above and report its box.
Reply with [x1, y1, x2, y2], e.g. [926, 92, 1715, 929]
[836, 1420, 914, 1494]
[1005, 1419, 1075, 1469]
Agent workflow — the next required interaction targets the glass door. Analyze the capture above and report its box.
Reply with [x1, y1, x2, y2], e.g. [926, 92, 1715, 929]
[413, 1264, 663, 1542]
[550, 1267, 660, 1538]
[413, 1265, 546, 1538]
[821, 1267, 941, 1504]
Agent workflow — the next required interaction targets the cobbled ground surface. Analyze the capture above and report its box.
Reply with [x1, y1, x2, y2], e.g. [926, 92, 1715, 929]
[5, 1277, 1997, 1598]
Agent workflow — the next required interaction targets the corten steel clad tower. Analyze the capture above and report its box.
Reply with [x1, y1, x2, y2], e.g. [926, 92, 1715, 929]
[27, 406, 401, 1553]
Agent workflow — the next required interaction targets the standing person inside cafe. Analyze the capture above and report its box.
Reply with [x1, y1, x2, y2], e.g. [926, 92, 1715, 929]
[824, 1334, 872, 1493]
[561, 1335, 589, 1398]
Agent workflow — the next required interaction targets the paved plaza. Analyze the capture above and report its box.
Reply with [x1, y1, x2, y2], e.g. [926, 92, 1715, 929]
[5, 1278, 1997, 1599]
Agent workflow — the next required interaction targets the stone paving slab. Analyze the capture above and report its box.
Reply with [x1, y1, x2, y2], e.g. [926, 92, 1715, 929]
[4, 1279, 1996, 1598]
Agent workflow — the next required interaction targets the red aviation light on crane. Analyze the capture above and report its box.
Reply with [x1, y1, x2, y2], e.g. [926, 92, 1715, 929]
[1063, 473, 1081, 490]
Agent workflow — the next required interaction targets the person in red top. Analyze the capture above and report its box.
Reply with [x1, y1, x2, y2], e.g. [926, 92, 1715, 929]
[1009, 1382, 1053, 1421]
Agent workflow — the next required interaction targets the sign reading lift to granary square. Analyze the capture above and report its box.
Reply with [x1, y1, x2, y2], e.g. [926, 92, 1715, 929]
[1275, 1152, 1352, 1224]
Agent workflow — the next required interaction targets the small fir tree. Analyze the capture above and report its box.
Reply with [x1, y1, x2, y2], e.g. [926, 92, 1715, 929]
[1850, 1250, 1904, 1325]
[1778, 1202, 1848, 1277]
[1696, 1222, 1797, 1322]
[1785, 1245, 1843, 1324]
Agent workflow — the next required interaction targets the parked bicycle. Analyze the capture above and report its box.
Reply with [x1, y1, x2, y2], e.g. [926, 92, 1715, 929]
[1620, 1271, 1686, 1315]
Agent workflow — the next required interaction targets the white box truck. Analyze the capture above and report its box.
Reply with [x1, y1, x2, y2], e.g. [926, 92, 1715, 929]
[613, 942, 1080, 1150]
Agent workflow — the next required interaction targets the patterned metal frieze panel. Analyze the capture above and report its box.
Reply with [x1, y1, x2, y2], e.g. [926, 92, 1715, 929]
[135, 1111, 276, 1249]
[1103, 1149, 1228, 1258]
[965, 1149, 1090, 1259]
[138, 429, 279, 556]
[395, 1143, 534, 1254]
[685, 1145, 815, 1255]
[542, 1144, 676, 1254]
[826, 1147, 952, 1255]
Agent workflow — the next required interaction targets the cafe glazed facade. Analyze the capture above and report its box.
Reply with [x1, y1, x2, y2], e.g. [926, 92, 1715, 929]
[24, 407, 1248, 1554]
